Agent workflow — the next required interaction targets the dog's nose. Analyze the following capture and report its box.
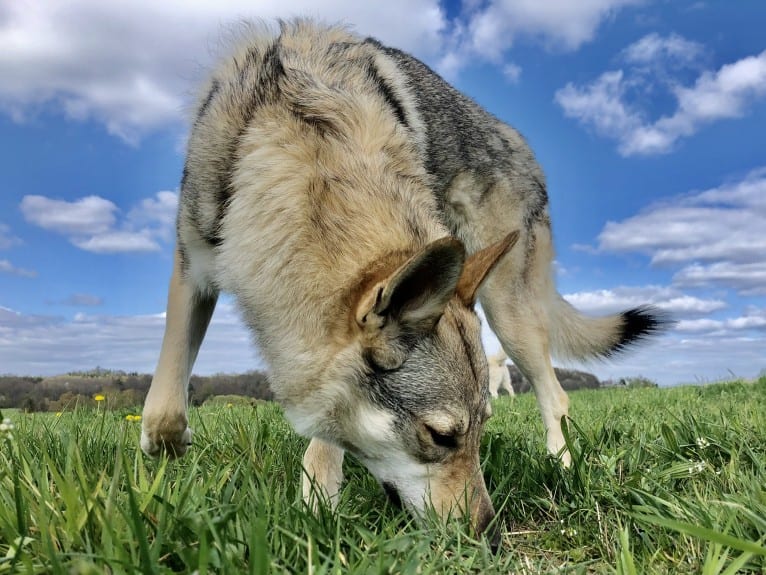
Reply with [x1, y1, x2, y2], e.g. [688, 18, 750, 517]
[475, 504, 502, 552]
[486, 522, 502, 553]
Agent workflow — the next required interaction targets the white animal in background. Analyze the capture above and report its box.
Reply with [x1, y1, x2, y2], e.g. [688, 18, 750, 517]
[488, 349, 514, 398]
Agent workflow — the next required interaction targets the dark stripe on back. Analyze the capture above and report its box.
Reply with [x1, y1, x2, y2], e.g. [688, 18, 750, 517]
[362, 39, 410, 130]
[185, 37, 289, 249]
[364, 58, 410, 130]
[180, 162, 222, 247]
[215, 38, 286, 246]
[195, 79, 220, 125]
[524, 172, 549, 225]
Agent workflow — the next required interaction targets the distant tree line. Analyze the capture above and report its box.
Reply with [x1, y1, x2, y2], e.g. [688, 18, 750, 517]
[1, 364, 658, 411]
[0, 368, 273, 412]
[506, 365, 602, 394]
[505, 366, 660, 394]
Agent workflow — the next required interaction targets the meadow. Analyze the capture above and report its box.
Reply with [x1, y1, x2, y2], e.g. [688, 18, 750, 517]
[0, 379, 764, 574]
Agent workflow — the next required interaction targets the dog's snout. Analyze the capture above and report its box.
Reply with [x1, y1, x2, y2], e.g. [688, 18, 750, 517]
[382, 481, 403, 509]
[487, 523, 502, 553]
[472, 485, 501, 551]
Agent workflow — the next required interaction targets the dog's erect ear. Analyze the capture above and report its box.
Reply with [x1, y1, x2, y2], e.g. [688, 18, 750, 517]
[456, 231, 519, 306]
[356, 237, 465, 369]
[375, 237, 466, 329]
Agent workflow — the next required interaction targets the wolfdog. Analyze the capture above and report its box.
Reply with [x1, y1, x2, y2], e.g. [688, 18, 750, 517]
[141, 19, 665, 543]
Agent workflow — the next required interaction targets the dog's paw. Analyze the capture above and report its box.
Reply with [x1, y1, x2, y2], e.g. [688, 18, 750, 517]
[140, 415, 192, 459]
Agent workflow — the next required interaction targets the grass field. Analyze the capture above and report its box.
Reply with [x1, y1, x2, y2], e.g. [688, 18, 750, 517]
[1, 379, 765, 574]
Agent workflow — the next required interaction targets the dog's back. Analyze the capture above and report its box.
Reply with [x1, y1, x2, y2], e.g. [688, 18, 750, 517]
[181, 22, 468, 393]
[180, 19, 546, 255]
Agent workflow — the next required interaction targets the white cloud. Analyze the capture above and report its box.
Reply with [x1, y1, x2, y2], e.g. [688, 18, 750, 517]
[472, 0, 640, 53]
[673, 51, 766, 119]
[673, 318, 722, 333]
[21, 191, 178, 254]
[438, 0, 641, 78]
[589, 332, 764, 385]
[621, 32, 703, 67]
[0, 0, 448, 143]
[673, 262, 766, 296]
[595, 168, 766, 295]
[562, 285, 727, 317]
[20, 195, 117, 236]
[127, 190, 179, 242]
[728, 311, 766, 330]
[556, 34, 766, 155]
[0, 223, 21, 250]
[58, 293, 104, 307]
[72, 230, 161, 254]
[0, 0, 649, 134]
[0, 299, 257, 376]
[566, 170, 766, 384]
[0, 259, 37, 278]
[555, 70, 643, 141]
[675, 308, 766, 333]
[502, 63, 522, 83]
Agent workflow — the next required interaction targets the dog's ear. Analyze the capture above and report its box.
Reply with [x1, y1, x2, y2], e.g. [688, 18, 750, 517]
[374, 237, 466, 330]
[356, 237, 465, 369]
[456, 231, 519, 306]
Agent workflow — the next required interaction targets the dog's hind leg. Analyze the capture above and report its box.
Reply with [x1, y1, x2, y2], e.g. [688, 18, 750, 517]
[141, 245, 218, 458]
[302, 438, 345, 512]
[478, 223, 571, 466]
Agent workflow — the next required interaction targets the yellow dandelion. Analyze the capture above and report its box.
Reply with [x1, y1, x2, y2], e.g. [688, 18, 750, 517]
[134, 415, 141, 422]
[94, 394, 105, 402]
[226, 403, 233, 408]
[55, 412, 63, 417]
[125, 415, 135, 422]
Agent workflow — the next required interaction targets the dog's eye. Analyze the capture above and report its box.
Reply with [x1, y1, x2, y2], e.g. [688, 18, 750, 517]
[363, 348, 405, 375]
[425, 425, 458, 449]
[368, 360, 401, 376]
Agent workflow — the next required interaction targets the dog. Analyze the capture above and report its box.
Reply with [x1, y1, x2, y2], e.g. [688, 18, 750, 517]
[141, 19, 665, 544]
[488, 350, 514, 398]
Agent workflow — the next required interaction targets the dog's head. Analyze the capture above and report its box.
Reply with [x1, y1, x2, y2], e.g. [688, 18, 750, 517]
[302, 231, 518, 543]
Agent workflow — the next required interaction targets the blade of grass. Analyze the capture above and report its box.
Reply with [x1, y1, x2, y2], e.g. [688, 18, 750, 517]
[632, 513, 766, 556]
[121, 450, 159, 575]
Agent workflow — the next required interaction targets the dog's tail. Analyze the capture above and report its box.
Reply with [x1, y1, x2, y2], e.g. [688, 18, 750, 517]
[548, 296, 670, 361]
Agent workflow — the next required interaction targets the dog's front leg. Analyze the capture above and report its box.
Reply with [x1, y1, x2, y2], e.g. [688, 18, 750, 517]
[141, 247, 217, 458]
[302, 438, 345, 513]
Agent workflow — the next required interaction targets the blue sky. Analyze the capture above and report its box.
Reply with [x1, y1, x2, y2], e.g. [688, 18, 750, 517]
[1, 0, 764, 384]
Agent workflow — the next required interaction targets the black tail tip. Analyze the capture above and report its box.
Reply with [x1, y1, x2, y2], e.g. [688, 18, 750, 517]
[613, 305, 674, 355]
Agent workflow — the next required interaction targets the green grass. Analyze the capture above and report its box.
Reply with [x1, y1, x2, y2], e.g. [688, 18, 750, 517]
[1, 379, 765, 573]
